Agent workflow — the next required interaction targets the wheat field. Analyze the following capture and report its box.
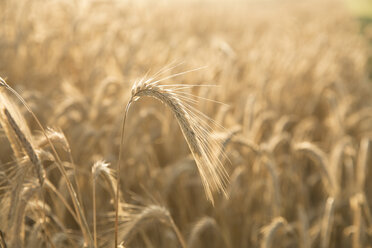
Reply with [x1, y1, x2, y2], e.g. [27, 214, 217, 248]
[0, 0, 372, 247]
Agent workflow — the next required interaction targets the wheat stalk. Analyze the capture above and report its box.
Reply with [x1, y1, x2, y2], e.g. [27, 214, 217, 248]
[10, 184, 38, 248]
[350, 194, 363, 248]
[356, 138, 370, 192]
[44, 179, 79, 224]
[298, 206, 310, 248]
[92, 160, 113, 248]
[0, 77, 93, 246]
[320, 197, 335, 248]
[0, 230, 7, 248]
[114, 71, 229, 246]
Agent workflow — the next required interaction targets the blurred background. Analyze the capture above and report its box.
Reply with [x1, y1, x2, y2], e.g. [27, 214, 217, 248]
[1, 0, 372, 247]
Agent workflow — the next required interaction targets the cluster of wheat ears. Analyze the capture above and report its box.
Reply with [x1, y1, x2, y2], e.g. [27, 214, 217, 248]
[1, 0, 372, 247]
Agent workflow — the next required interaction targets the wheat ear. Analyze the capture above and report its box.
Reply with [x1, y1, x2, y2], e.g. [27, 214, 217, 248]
[130, 77, 229, 200]
[115, 73, 229, 247]
[187, 217, 227, 248]
[3, 108, 45, 186]
[260, 217, 289, 248]
[0, 77, 93, 246]
[294, 142, 335, 195]
[118, 205, 186, 248]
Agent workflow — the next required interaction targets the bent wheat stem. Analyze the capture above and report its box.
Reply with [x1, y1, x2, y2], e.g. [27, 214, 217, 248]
[115, 72, 229, 246]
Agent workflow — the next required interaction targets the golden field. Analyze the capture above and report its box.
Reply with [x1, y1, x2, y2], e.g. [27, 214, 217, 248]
[1, 0, 372, 247]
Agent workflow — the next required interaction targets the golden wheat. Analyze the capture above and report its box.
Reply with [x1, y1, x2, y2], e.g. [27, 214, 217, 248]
[0, 1, 372, 247]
